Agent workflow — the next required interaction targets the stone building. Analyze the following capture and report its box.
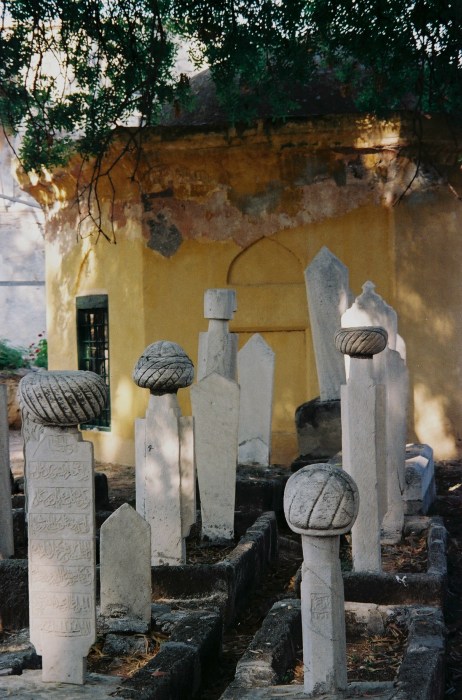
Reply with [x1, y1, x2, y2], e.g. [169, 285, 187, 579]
[20, 72, 462, 466]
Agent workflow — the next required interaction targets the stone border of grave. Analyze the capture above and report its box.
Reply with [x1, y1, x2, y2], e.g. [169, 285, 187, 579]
[0, 606, 222, 700]
[151, 511, 278, 626]
[289, 514, 447, 608]
[219, 599, 446, 700]
[0, 511, 278, 634]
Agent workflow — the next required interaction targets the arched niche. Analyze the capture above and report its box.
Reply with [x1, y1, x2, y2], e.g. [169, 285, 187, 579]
[228, 237, 303, 286]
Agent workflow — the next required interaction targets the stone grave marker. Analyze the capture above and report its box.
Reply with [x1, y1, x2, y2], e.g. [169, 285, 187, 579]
[18, 369, 107, 685]
[190, 372, 239, 541]
[297, 247, 353, 460]
[238, 333, 275, 467]
[0, 383, 14, 558]
[197, 288, 238, 381]
[284, 463, 359, 696]
[335, 326, 387, 572]
[100, 503, 151, 624]
[342, 281, 409, 543]
[133, 341, 195, 565]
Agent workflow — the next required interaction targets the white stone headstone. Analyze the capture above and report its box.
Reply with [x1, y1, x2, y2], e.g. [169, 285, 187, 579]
[336, 327, 387, 572]
[304, 247, 352, 401]
[18, 369, 108, 685]
[238, 334, 275, 467]
[0, 383, 14, 558]
[197, 288, 238, 381]
[133, 341, 195, 566]
[138, 393, 184, 565]
[27, 427, 96, 684]
[100, 504, 151, 623]
[190, 372, 239, 541]
[284, 464, 359, 696]
[342, 282, 408, 542]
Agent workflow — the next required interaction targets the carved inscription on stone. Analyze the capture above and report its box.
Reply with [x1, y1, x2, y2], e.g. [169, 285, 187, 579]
[27, 428, 96, 684]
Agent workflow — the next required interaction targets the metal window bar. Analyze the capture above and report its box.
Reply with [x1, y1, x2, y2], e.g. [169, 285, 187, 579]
[77, 303, 111, 429]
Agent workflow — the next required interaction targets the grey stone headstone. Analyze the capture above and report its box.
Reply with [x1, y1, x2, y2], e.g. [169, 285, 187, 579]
[0, 384, 14, 558]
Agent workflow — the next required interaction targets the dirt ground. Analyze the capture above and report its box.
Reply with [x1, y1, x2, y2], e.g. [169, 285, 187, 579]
[8, 430, 462, 698]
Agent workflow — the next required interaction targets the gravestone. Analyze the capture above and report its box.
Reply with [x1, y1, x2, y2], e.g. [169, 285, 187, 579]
[0, 383, 14, 558]
[100, 503, 151, 624]
[342, 282, 409, 543]
[238, 334, 275, 467]
[190, 372, 239, 542]
[133, 341, 195, 565]
[197, 288, 238, 381]
[18, 369, 107, 685]
[297, 248, 353, 460]
[284, 463, 359, 696]
[336, 327, 387, 572]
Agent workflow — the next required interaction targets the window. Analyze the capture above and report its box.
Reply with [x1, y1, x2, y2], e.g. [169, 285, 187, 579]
[76, 295, 111, 429]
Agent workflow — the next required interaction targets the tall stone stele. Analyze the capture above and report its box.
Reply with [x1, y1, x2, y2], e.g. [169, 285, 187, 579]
[18, 370, 107, 685]
[133, 341, 196, 566]
[335, 326, 388, 572]
[0, 383, 14, 558]
[297, 247, 353, 461]
[284, 463, 359, 697]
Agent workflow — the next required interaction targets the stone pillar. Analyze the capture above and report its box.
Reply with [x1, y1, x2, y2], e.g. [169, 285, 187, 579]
[284, 463, 359, 696]
[197, 288, 238, 381]
[0, 383, 14, 558]
[18, 370, 107, 685]
[297, 247, 353, 461]
[190, 372, 239, 542]
[335, 326, 387, 572]
[238, 333, 275, 467]
[342, 281, 408, 543]
[133, 341, 195, 566]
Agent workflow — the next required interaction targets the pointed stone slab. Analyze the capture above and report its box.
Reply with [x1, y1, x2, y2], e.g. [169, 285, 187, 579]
[27, 427, 96, 685]
[0, 384, 14, 558]
[100, 504, 151, 623]
[190, 372, 239, 541]
[304, 247, 352, 401]
[342, 281, 398, 350]
[238, 334, 275, 466]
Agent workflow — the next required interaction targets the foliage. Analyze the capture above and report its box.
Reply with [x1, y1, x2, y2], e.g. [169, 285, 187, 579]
[0, 334, 48, 370]
[0, 339, 28, 370]
[26, 335, 48, 368]
[0, 1, 460, 230]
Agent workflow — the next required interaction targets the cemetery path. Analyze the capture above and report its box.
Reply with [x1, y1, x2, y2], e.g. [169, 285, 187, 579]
[8, 430, 462, 699]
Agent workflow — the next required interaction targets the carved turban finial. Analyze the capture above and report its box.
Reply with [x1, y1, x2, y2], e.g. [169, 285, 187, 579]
[18, 370, 108, 426]
[133, 341, 194, 394]
[284, 463, 359, 536]
[334, 326, 387, 359]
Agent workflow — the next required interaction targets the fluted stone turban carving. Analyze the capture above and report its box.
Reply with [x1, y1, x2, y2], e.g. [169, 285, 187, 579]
[133, 341, 194, 394]
[284, 463, 359, 536]
[18, 370, 108, 426]
[334, 326, 387, 359]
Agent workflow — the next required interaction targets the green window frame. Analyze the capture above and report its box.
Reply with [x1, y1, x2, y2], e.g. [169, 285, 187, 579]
[76, 295, 111, 430]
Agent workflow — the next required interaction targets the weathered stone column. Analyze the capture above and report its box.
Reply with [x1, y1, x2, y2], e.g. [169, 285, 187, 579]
[18, 370, 107, 685]
[0, 383, 14, 558]
[335, 326, 387, 572]
[284, 463, 359, 696]
[197, 288, 238, 381]
[133, 341, 195, 565]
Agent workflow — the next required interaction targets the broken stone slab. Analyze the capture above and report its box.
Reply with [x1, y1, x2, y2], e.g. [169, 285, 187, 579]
[220, 601, 445, 700]
[294, 397, 342, 461]
[404, 444, 436, 515]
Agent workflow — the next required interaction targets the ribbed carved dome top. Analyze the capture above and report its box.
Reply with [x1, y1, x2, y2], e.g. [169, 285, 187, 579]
[18, 370, 107, 426]
[133, 341, 194, 394]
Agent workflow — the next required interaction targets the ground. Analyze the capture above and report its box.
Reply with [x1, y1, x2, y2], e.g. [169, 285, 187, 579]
[8, 431, 462, 699]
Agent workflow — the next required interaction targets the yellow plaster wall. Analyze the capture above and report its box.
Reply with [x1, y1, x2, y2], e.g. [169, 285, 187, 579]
[39, 115, 462, 465]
